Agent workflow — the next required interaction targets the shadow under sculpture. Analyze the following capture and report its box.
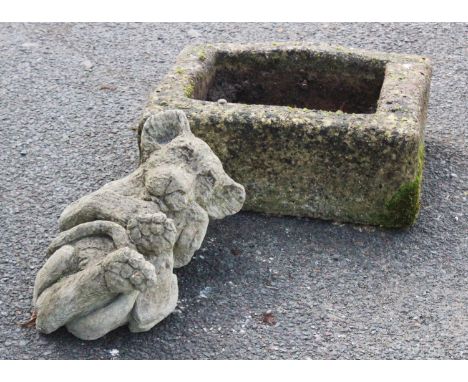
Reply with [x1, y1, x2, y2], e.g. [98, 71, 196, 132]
[33, 110, 246, 340]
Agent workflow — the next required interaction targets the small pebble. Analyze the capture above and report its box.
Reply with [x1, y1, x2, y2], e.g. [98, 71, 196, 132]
[21, 42, 39, 48]
[82, 60, 94, 70]
[187, 29, 201, 38]
[199, 286, 213, 299]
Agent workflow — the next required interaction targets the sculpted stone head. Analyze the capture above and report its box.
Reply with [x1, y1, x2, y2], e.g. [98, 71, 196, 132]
[140, 110, 245, 220]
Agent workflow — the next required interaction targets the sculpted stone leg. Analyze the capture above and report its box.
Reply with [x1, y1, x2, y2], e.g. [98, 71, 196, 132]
[129, 270, 178, 332]
[170, 202, 209, 268]
[35, 247, 156, 335]
[33, 245, 77, 305]
[66, 292, 139, 340]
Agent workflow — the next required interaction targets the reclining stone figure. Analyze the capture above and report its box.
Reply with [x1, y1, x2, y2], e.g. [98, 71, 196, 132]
[32, 110, 245, 340]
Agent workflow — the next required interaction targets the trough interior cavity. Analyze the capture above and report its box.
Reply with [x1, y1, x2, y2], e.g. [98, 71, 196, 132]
[194, 50, 386, 114]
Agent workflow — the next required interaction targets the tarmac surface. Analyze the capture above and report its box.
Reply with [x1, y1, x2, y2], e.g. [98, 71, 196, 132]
[0, 23, 466, 359]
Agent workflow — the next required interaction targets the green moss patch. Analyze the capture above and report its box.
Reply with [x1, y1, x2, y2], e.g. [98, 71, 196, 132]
[184, 82, 194, 98]
[377, 143, 424, 228]
[198, 50, 206, 62]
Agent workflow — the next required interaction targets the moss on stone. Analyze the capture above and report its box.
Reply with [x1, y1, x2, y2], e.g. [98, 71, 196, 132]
[184, 82, 194, 97]
[198, 50, 206, 62]
[377, 143, 424, 228]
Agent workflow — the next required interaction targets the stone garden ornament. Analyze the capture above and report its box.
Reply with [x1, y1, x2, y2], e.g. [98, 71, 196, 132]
[33, 110, 245, 340]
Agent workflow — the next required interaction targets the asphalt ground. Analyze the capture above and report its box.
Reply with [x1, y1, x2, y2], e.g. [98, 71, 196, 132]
[0, 23, 466, 359]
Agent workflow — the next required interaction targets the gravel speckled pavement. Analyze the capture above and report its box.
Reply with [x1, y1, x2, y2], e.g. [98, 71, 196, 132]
[0, 23, 467, 360]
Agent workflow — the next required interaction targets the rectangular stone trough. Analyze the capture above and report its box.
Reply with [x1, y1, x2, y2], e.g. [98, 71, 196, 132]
[139, 42, 432, 228]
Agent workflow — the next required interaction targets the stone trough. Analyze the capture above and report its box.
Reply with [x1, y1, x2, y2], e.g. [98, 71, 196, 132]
[140, 42, 432, 227]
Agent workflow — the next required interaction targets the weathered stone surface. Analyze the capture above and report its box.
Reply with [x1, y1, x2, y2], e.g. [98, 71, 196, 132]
[140, 42, 432, 227]
[33, 110, 245, 340]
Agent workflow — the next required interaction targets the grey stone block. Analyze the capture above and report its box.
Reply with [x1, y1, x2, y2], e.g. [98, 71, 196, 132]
[140, 42, 432, 227]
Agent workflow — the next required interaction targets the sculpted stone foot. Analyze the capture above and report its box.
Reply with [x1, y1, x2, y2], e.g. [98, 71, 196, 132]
[127, 213, 176, 257]
[33, 110, 246, 339]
